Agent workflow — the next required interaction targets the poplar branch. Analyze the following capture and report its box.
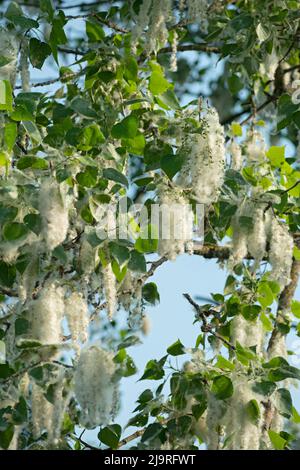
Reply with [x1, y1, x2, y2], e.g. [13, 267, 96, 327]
[267, 244, 300, 353]
[158, 44, 220, 55]
[183, 293, 236, 351]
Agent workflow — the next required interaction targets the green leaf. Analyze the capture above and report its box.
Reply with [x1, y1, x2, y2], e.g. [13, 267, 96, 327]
[4, 122, 17, 151]
[231, 122, 243, 136]
[2, 222, 29, 241]
[111, 259, 127, 282]
[167, 339, 185, 356]
[149, 71, 170, 95]
[0, 80, 13, 112]
[12, 397, 27, 425]
[98, 424, 122, 449]
[215, 355, 235, 371]
[109, 242, 130, 266]
[142, 282, 160, 305]
[211, 375, 234, 400]
[79, 124, 105, 149]
[0, 206, 18, 223]
[29, 38, 52, 69]
[24, 214, 42, 235]
[291, 300, 300, 318]
[141, 423, 164, 442]
[161, 153, 184, 180]
[276, 388, 292, 418]
[158, 89, 180, 110]
[39, 0, 54, 20]
[124, 57, 138, 82]
[228, 75, 243, 94]
[246, 399, 261, 425]
[111, 115, 139, 139]
[17, 156, 48, 170]
[70, 97, 97, 119]
[5, 3, 39, 30]
[15, 318, 30, 336]
[128, 250, 146, 273]
[258, 283, 274, 308]
[292, 406, 300, 424]
[86, 20, 105, 42]
[0, 261, 16, 288]
[235, 342, 257, 365]
[140, 356, 167, 381]
[76, 166, 98, 187]
[252, 381, 276, 397]
[268, 430, 287, 450]
[0, 424, 14, 450]
[242, 305, 261, 321]
[103, 168, 128, 187]
[134, 235, 158, 253]
[266, 146, 285, 167]
[0, 363, 15, 379]
[118, 335, 141, 350]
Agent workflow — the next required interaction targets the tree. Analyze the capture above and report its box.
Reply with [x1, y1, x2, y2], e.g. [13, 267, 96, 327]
[0, 0, 300, 451]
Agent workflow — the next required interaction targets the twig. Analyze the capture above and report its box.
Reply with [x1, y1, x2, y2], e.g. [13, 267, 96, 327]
[281, 179, 300, 194]
[117, 428, 145, 448]
[0, 287, 17, 297]
[183, 293, 235, 351]
[267, 242, 300, 354]
[14, 72, 80, 90]
[77, 430, 99, 450]
[158, 44, 219, 55]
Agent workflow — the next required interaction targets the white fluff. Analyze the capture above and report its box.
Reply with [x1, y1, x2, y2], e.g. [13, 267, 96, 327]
[157, 182, 194, 260]
[0, 28, 19, 86]
[179, 108, 225, 205]
[103, 262, 117, 320]
[65, 292, 89, 344]
[74, 346, 117, 428]
[39, 180, 69, 251]
[269, 218, 293, 289]
[29, 283, 65, 345]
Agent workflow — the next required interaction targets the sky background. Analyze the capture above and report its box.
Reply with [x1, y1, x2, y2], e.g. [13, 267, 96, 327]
[2, 0, 300, 448]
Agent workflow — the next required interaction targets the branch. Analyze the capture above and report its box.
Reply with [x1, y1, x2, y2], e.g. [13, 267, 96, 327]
[158, 44, 219, 55]
[183, 293, 236, 351]
[0, 287, 17, 297]
[267, 245, 300, 354]
[76, 430, 99, 451]
[66, 12, 129, 33]
[117, 428, 145, 448]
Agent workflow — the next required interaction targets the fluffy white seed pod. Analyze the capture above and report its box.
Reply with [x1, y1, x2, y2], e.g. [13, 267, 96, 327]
[187, 0, 209, 33]
[229, 141, 243, 171]
[74, 346, 117, 428]
[179, 108, 225, 205]
[224, 377, 262, 450]
[0, 28, 19, 86]
[29, 283, 65, 345]
[145, 0, 172, 53]
[170, 31, 178, 72]
[157, 182, 194, 261]
[31, 382, 54, 439]
[102, 262, 117, 320]
[231, 314, 264, 354]
[247, 206, 267, 265]
[79, 237, 96, 275]
[39, 180, 69, 251]
[245, 130, 266, 163]
[269, 219, 293, 289]
[65, 292, 89, 344]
